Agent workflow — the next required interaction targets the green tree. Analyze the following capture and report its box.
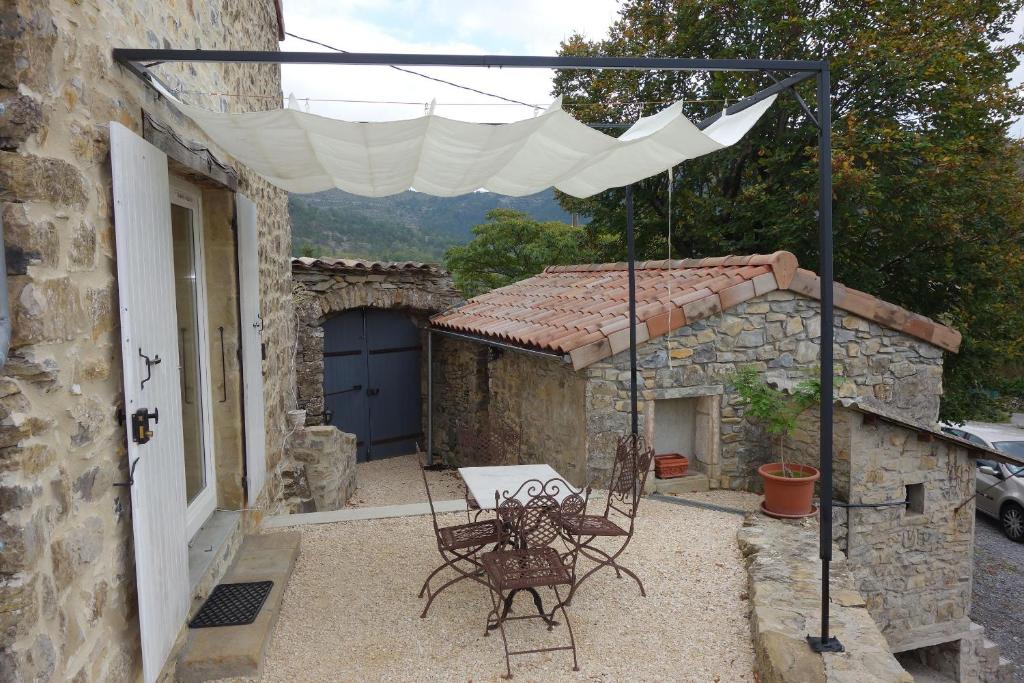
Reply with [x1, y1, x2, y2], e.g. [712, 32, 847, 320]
[554, 0, 1024, 421]
[444, 209, 598, 297]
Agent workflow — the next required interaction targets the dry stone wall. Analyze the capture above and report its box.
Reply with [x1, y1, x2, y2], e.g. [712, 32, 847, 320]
[430, 338, 588, 485]
[584, 290, 945, 488]
[0, 1, 292, 681]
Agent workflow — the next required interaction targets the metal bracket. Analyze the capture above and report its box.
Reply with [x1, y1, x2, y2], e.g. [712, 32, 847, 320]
[138, 347, 162, 390]
[807, 635, 844, 653]
[114, 457, 141, 488]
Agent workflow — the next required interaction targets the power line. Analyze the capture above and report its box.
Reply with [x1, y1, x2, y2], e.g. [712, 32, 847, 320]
[284, 31, 536, 108]
[175, 88, 729, 109]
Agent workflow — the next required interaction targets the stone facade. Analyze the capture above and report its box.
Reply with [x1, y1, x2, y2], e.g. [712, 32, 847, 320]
[431, 337, 588, 485]
[292, 259, 460, 427]
[582, 290, 944, 488]
[0, 2, 293, 681]
[434, 290, 946, 490]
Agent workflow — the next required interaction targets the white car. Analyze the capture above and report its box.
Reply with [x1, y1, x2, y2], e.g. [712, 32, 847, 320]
[941, 422, 1024, 541]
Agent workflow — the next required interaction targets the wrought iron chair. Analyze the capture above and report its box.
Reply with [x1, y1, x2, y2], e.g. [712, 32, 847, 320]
[562, 433, 654, 605]
[417, 455, 502, 619]
[480, 477, 590, 678]
[457, 420, 522, 519]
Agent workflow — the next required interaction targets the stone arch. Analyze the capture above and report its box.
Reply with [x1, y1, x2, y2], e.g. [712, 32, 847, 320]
[292, 258, 461, 426]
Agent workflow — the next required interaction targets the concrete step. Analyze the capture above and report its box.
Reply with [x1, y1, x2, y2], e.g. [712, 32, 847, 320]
[647, 472, 709, 495]
[176, 531, 301, 683]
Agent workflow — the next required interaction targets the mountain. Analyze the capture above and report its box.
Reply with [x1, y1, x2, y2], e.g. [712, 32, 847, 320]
[289, 188, 574, 263]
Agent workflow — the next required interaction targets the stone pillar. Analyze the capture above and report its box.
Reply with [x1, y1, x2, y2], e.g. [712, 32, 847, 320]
[283, 426, 357, 512]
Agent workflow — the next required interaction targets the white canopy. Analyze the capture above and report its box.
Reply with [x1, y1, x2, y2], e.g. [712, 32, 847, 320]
[163, 89, 776, 199]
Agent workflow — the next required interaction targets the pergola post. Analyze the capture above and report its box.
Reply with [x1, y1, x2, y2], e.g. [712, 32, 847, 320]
[626, 185, 639, 437]
[808, 64, 842, 654]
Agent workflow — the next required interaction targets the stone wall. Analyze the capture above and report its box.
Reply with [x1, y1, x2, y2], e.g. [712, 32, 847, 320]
[0, 2, 292, 681]
[292, 261, 460, 426]
[429, 338, 589, 484]
[584, 290, 945, 489]
[281, 426, 357, 514]
[738, 515, 913, 682]
[429, 335, 490, 462]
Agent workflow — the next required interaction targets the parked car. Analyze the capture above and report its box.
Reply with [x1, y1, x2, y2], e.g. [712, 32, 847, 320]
[941, 422, 1024, 541]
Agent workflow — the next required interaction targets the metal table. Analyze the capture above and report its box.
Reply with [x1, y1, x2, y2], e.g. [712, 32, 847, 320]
[459, 464, 577, 629]
[459, 464, 577, 510]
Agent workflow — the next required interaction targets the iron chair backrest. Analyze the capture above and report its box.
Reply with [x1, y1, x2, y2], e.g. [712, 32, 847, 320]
[418, 454, 444, 537]
[603, 433, 655, 522]
[495, 477, 590, 569]
[457, 420, 522, 466]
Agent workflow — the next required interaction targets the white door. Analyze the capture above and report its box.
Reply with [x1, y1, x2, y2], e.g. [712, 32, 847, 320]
[110, 122, 189, 683]
[170, 180, 218, 539]
[236, 194, 268, 502]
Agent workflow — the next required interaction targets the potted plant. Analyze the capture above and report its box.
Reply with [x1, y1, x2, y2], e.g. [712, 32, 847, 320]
[730, 367, 824, 517]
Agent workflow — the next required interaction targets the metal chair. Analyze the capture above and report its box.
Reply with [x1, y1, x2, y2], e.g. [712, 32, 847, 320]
[563, 433, 654, 605]
[480, 477, 590, 678]
[457, 420, 522, 520]
[417, 456, 501, 618]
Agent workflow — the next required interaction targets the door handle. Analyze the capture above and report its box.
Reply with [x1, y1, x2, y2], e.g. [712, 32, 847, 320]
[138, 348, 162, 390]
[367, 388, 380, 396]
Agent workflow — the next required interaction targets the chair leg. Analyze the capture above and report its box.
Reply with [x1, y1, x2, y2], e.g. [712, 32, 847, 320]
[552, 586, 579, 673]
[568, 541, 643, 605]
[418, 561, 447, 599]
[420, 547, 489, 618]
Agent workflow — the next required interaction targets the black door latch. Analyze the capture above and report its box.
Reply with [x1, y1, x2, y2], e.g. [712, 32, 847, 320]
[131, 407, 159, 445]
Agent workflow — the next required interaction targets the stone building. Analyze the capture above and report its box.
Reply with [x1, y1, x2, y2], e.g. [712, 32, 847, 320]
[782, 400, 1015, 681]
[1, 2, 299, 681]
[432, 250, 1016, 679]
[431, 251, 959, 489]
[292, 257, 460, 453]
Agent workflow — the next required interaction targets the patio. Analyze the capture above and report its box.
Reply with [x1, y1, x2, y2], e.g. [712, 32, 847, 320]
[224, 490, 758, 682]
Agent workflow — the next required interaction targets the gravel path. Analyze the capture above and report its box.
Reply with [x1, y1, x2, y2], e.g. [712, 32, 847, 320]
[972, 511, 1024, 681]
[346, 454, 465, 507]
[223, 493, 759, 682]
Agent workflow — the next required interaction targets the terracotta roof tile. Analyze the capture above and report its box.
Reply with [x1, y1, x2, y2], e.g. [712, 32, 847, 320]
[431, 251, 962, 368]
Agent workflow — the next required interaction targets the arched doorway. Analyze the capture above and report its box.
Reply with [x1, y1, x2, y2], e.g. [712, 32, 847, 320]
[322, 307, 422, 461]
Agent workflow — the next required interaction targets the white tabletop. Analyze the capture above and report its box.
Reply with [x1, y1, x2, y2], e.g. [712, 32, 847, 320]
[458, 464, 578, 510]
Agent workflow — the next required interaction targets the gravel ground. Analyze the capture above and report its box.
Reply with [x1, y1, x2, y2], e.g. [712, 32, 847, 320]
[346, 454, 465, 507]
[222, 493, 759, 682]
[971, 511, 1024, 681]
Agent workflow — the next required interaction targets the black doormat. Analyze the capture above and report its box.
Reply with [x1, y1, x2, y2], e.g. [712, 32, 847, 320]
[189, 580, 273, 628]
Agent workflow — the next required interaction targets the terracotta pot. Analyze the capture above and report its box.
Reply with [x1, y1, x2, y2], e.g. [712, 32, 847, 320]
[758, 463, 820, 517]
[654, 454, 689, 479]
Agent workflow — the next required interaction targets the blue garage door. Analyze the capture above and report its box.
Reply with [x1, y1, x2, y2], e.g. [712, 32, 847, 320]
[322, 308, 422, 462]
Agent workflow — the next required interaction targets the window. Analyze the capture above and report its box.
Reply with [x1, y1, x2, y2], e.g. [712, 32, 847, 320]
[905, 483, 925, 516]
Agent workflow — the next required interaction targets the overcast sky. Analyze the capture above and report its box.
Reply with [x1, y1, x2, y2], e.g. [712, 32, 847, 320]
[279, 1, 1024, 135]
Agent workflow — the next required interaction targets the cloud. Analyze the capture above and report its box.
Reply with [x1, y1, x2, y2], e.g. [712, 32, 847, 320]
[277, 0, 620, 122]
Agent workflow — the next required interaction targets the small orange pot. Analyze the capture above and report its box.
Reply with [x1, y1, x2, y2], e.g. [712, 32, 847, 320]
[758, 463, 820, 517]
[654, 454, 689, 479]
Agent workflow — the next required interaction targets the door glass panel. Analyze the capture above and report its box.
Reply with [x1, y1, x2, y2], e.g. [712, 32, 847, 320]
[171, 203, 207, 504]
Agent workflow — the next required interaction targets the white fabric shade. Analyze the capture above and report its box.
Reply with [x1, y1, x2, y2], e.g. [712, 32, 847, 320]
[163, 88, 776, 199]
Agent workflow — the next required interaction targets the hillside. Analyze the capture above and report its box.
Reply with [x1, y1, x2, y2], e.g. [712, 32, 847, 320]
[289, 188, 573, 262]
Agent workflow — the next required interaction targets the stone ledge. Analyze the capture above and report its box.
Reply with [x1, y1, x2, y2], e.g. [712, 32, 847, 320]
[738, 514, 912, 683]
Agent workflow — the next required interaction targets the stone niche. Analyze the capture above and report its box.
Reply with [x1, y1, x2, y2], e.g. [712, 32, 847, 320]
[652, 391, 721, 480]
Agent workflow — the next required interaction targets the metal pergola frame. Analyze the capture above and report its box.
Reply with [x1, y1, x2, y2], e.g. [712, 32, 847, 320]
[112, 47, 840, 653]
